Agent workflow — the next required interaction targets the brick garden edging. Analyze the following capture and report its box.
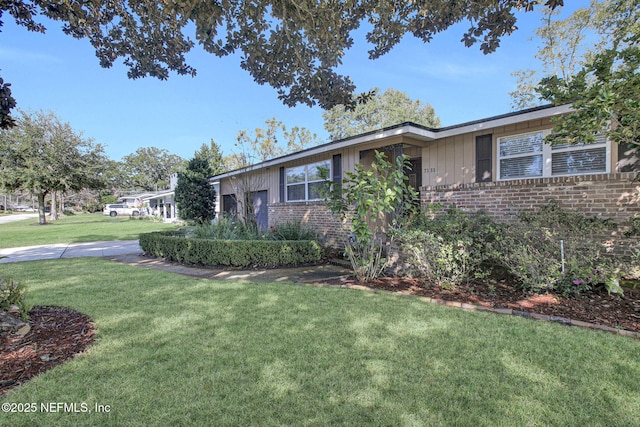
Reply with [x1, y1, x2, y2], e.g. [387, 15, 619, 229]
[307, 279, 640, 339]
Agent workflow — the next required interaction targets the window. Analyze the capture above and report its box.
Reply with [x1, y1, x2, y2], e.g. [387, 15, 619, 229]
[497, 130, 608, 180]
[286, 160, 330, 202]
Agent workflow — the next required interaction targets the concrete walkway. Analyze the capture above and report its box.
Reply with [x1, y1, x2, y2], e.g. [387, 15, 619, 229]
[0, 213, 38, 224]
[0, 240, 351, 283]
[107, 253, 351, 283]
[0, 240, 143, 263]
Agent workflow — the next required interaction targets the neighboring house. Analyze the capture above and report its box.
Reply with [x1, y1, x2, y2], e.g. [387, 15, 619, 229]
[142, 190, 177, 220]
[118, 190, 177, 220]
[119, 175, 180, 220]
[119, 192, 156, 208]
[211, 104, 640, 248]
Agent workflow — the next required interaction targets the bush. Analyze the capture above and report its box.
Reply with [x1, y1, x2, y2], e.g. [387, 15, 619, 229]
[129, 215, 165, 223]
[554, 251, 622, 296]
[139, 231, 322, 268]
[192, 217, 269, 241]
[391, 203, 625, 295]
[393, 228, 473, 288]
[1, 276, 28, 320]
[390, 207, 499, 285]
[270, 221, 318, 241]
[489, 223, 563, 291]
[517, 201, 615, 235]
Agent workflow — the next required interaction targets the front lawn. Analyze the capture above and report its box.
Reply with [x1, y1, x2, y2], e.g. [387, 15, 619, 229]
[1, 258, 639, 426]
[0, 213, 179, 249]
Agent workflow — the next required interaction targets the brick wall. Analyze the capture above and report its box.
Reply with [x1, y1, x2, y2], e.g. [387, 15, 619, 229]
[421, 172, 640, 223]
[421, 172, 640, 260]
[269, 173, 640, 257]
[268, 202, 351, 249]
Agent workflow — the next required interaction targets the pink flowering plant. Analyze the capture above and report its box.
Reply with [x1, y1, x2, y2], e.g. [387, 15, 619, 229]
[557, 256, 622, 297]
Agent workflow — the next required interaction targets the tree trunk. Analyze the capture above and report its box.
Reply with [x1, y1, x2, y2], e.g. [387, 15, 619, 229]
[50, 191, 58, 221]
[37, 191, 47, 225]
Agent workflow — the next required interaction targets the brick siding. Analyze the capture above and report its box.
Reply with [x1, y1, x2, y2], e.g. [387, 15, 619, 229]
[268, 174, 640, 258]
[268, 202, 351, 249]
[421, 172, 640, 222]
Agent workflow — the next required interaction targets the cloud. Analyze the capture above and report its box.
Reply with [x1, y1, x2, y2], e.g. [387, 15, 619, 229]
[408, 60, 498, 79]
[0, 47, 61, 64]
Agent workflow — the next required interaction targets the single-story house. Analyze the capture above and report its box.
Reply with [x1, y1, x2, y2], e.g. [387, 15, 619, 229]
[118, 190, 177, 220]
[210, 104, 640, 248]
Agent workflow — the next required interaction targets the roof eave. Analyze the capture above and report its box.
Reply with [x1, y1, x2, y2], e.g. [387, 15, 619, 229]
[210, 104, 573, 181]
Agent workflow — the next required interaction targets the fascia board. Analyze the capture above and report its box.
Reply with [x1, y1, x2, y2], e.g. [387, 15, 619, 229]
[435, 104, 573, 139]
[211, 125, 437, 181]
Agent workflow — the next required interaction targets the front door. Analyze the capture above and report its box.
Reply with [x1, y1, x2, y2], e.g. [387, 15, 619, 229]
[252, 191, 268, 230]
[223, 195, 237, 219]
[408, 158, 422, 192]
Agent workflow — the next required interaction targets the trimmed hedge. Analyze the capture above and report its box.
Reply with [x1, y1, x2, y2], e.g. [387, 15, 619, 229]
[139, 231, 322, 267]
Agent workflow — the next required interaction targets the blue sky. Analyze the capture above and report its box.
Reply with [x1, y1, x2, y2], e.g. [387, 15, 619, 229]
[0, 3, 586, 161]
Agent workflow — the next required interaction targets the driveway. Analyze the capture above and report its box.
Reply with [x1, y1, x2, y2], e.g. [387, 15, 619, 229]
[0, 213, 38, 224]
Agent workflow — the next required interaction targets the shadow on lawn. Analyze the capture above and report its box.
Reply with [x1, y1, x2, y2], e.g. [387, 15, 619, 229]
[3, 259, 639, 426]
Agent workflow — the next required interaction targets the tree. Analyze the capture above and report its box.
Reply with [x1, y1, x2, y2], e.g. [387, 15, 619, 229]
[175, 157, 217, 225]
[0, 77, 16, 129]
[509, 0, 627, 109]
[194, 139, 225, 176]
[1, 1, 564, 126]
[0, 110, 106, 224]
[323, 88, 440, 140]
[223, 117, 321, 227]
[225, 117, 321, 171]
[537, 0, 639, 149]
[322, 151, 418, 282]
[121, 147, 185, 191]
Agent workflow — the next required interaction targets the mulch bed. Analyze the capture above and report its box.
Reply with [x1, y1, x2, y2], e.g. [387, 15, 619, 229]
[0, 306, 95, 396]
[316, 275, 640, 334]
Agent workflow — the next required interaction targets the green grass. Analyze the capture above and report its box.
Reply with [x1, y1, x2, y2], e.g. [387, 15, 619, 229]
[1, 259, 639, 426]
[0, 213, 178, 248]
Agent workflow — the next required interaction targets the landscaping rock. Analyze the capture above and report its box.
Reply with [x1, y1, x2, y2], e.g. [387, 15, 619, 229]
[0, 311, 30, 337]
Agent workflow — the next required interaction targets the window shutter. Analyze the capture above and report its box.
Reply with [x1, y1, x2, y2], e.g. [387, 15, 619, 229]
[332, 154, 342, 196]
[476, 134, 492, 182]
[332, 154, 342, 184]
[618, 142, 639, 172]
[279, 167, 285, 203]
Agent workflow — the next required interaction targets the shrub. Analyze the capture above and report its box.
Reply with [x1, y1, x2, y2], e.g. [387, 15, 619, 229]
[270, 221, 318, 241]
[390, 207, 500, 285]
[192, 216, 269, 241]
[624, 215, 640, 237]
[1, 276, 28, 320]
[321, 151, 419, 282]
[392, 203, 625, 295]
[130, 215, 165, 223]
[517, 201, 615, 235]
[139, 231, 322, 267]
[511, 202, 622, 294]
[393, 228, 473, 288]
[489, 223, 563, 291]
[555, 250, 622, 296]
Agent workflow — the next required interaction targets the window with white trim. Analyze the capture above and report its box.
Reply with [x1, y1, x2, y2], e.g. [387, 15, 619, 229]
[497, 130, 609, 180]
[286, 160, 330, 202]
